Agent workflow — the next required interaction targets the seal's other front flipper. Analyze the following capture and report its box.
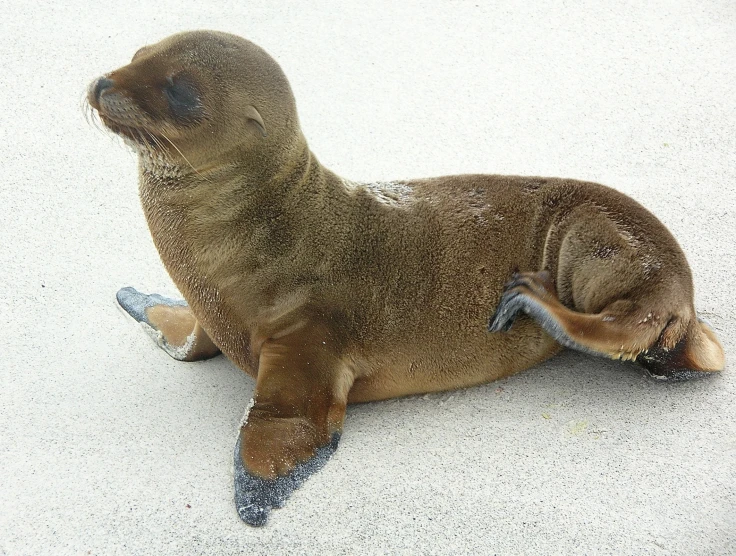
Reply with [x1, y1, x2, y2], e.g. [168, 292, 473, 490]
[116, 286, 221, 361]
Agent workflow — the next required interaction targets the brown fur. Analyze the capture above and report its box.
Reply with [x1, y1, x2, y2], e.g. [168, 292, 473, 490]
[88, 31, 724, 521]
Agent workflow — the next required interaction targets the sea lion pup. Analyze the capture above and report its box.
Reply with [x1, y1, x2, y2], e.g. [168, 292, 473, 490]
[87, 30, 725, 526]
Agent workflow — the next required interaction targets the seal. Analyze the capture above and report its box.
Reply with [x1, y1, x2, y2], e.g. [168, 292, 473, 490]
[87, 30, 725, 526]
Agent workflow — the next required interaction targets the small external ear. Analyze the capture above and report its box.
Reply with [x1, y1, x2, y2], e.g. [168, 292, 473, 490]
[132, 45, 150, 61]
[245, 105, 267, 138]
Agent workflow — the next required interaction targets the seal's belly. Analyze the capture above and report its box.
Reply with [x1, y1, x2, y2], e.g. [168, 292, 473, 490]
[347, 317, 561, 403]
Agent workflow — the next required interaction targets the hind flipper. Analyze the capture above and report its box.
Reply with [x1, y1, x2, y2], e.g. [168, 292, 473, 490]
[489, 272, 724, 381]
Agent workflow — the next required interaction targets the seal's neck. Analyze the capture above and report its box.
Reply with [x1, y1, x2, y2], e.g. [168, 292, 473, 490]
[138, 127, 324, 189]
[137, 135, 342, 239]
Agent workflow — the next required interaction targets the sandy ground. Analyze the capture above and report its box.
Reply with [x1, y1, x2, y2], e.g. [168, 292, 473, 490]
[2, 1, 735, 554]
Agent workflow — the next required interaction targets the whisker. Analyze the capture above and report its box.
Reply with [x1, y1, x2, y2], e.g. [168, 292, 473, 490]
[132, 128, 147, 154]
[146, 131, 169, 160]
[79, 85, 107, 135]
[82, 99, 105, 134]
[85, 103, 205, 180]
[159, 131, 209, 181]
[140, 128, 163, 156]
[79, 91, 91, 125]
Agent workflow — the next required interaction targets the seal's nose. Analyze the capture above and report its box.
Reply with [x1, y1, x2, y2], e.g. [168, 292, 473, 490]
[92, 77, 114, 103]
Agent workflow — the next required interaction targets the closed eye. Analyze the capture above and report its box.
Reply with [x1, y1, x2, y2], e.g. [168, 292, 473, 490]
[164, 76, 202, 121]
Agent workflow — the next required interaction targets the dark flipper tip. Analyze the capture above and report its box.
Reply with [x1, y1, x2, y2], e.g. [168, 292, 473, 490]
[236, 502, 270, 527]
[233, 432, 341, 526]
[488, 291, 523, 333]
[116, 286, 187, 325]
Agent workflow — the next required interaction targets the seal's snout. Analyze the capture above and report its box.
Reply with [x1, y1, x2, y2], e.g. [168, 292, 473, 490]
[90, 76, 114, 106]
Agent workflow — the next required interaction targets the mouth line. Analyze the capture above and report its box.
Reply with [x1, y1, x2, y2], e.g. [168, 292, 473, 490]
[99, 114, 162, 148]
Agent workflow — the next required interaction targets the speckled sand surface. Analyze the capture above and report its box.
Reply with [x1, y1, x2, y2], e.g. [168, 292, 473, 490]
[2, 1, 735, 554]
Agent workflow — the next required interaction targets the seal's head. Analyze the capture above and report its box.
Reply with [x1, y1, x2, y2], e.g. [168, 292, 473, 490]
[87, 31, 302, 172]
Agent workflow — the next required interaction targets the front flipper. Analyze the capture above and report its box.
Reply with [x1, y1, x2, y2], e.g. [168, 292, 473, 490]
[116, 286, 221, 361]
[234, 324, 352, 526]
